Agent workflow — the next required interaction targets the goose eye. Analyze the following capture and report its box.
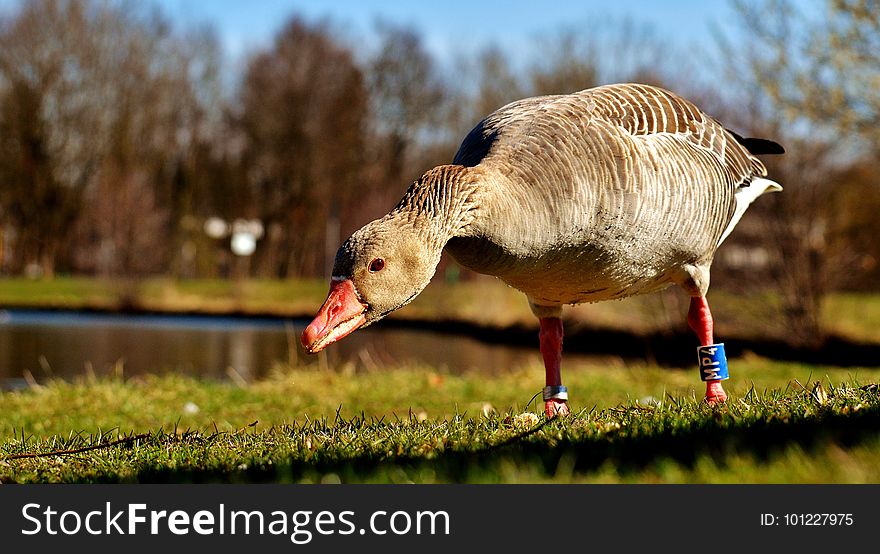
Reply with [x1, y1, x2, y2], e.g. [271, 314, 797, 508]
[369, 258, 385, 273]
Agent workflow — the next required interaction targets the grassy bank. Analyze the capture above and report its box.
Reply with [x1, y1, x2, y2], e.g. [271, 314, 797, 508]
[2, 277, 879, 483]
[2, 358, 879, 483]
[1, 276, 880, 342]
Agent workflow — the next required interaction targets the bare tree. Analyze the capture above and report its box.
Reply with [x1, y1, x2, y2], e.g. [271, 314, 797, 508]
[528, 30, 599, 96]
[239, 18, 369, 278]
[368, 22, 447, 191]
[731, 0, 880, 146]
[470, 46, 523, 119]
[0, 0, 224, 277]
[0, 0, 111, 276]
[449, 45, 524, 142]
[717, 0, 880, 345]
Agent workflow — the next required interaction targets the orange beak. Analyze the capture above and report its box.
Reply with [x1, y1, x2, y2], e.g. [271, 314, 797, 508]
[301, 278, 368, 353]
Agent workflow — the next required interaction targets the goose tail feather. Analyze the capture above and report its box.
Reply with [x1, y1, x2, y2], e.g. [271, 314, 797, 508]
[717, 177, 783, 246]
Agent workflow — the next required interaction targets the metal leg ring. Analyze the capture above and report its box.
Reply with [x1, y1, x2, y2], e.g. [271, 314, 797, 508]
[543, 385, 569, 401]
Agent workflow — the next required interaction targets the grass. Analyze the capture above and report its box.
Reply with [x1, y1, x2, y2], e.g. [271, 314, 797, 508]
[2, 277, 879, 483]
[822, 292, 880, 343]
[0, 276, 330, 316]
[2, 358, 879, 483]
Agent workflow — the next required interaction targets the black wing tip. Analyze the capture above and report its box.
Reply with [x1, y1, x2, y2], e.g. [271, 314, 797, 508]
[741, 137, 785, 155]
[727, 129, 785, 155]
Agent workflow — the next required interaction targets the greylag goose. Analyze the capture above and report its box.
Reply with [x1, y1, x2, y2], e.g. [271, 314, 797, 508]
[302, 83, 783, 417]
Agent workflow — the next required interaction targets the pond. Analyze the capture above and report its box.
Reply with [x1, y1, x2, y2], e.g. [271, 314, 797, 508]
[0, 309, 584, 390]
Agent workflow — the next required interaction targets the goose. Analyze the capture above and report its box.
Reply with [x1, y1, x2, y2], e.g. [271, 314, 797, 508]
[301, 83, 783, 417]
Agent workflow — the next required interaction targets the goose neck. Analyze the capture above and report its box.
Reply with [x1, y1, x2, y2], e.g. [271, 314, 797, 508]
[390, 164, 484, 248]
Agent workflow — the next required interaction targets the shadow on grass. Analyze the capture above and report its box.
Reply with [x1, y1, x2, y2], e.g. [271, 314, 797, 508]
[401, 319, 880, 368]
[125, 402, 880, 484]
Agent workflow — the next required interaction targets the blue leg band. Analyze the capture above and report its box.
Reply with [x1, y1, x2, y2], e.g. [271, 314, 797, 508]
[697, 343, 729, 382]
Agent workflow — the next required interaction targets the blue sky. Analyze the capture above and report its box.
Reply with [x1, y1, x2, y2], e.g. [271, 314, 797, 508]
[154, 0, 738, 65]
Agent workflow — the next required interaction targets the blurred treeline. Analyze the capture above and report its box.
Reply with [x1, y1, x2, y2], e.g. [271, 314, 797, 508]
[0, 0, 878, 343]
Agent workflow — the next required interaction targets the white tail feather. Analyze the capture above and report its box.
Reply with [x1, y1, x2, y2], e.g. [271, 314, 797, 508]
[717, 177, 783, 246]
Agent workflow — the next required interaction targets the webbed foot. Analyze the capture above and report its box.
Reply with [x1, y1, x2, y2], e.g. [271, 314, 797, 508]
[544, 399, 570, 418]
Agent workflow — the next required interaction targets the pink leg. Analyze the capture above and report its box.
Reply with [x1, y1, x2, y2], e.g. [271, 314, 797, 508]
[687, 296, 727, 404]
[539, 317, 570, 417]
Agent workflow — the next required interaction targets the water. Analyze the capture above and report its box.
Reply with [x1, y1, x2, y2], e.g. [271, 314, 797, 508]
[0, 309, 554, 389]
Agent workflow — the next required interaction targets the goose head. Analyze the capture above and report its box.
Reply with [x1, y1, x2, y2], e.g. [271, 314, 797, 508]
[301, 216, 441, 353]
